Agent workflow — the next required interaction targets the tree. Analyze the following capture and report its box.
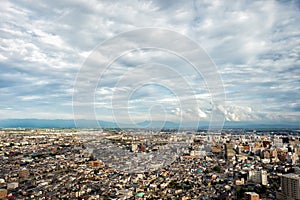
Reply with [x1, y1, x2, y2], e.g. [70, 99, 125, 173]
[213, 165, 222, 173]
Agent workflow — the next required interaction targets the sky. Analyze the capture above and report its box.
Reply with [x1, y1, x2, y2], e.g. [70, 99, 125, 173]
[0, 0, 299, 125]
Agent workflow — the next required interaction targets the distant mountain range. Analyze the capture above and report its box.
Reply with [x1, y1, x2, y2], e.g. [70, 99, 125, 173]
[0, 119, 299, 129]
[0, 119, 180, 129]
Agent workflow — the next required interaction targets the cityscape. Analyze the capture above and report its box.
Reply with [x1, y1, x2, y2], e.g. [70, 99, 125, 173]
[0, 128, 299, 199]
[1, 0, 300, 199]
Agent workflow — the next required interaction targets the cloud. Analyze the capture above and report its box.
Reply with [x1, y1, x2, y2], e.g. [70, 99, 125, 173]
[0, 0, 299, 124]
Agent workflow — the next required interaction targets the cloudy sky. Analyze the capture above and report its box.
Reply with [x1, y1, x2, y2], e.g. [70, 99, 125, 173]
[0, 0, 299, 124]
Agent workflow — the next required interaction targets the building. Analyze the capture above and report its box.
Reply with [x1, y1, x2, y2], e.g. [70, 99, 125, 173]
[0, 189, 7, 199]
[131, 143, 138, 152]
[18, 168, 30, 179]
[274, 137, 283, 148]
[225, 141, 235, 160]
[280, 173, 300, 200]
[89, 161, 101, 167]
[236, 178, 245, 185]
[140, 144, 146, 152]
[262, 150, 271, 159]
[244, 192, 259, 200]
[248, 170, 268, 185]
[7, 182, 19, 190]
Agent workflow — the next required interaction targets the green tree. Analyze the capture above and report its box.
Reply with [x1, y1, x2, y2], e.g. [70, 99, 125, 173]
[213, 165, 222, 173]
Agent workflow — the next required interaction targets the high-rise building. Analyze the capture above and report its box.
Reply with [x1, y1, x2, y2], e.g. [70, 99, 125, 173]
[248, 170, 268, 186]
[244, 192, 259, 200]
[280, 173, 300, 200]
[225, 141, 235, 160]
[261, 170, 268, 186]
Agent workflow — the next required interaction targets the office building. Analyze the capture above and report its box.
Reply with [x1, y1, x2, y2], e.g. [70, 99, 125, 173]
[248, 170, 268, 186]
[280, 173, 300, 200]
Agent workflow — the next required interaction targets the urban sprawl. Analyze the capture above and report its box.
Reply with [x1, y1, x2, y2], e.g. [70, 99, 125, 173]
[0, 128, 300, 200]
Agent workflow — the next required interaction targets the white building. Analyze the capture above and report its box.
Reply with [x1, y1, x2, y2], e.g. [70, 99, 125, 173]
[248, 170, 268, 186]
[273, 137, 283, 148]
[7, 182, 18, 190]
[131, 143, 138, 152]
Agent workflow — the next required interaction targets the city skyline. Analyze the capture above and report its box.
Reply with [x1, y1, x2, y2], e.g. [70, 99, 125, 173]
[0, 0, 299, 125]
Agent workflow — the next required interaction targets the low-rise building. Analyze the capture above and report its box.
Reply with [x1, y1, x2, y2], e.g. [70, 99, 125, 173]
[0, 189, 7, 199]
[244, 192, 259, 200]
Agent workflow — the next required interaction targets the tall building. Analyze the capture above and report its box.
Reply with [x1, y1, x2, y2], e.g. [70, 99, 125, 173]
[225, 141, 235, 160]
[261, 170, 268, 186]
[244, 192, 259, 200]
[280, 173, 300, 200]
[248, 170, 268, 186]
[274, 137, 283, 148]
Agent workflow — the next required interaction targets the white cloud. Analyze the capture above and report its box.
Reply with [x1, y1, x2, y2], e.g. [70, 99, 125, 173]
[0, 0, 299, 124]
